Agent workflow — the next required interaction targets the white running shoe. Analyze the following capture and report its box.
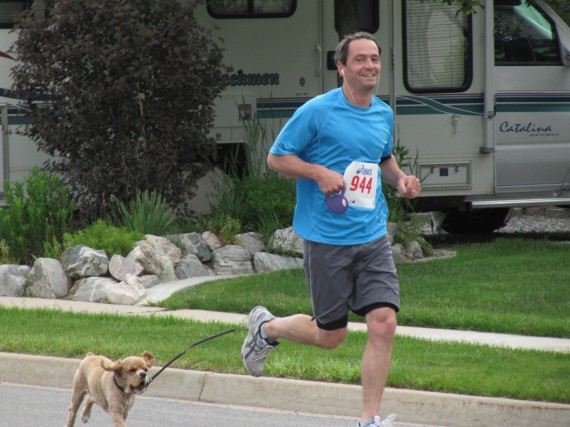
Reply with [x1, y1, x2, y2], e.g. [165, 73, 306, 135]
[357, 414, 396, 426]
[241, 306, 279, 377]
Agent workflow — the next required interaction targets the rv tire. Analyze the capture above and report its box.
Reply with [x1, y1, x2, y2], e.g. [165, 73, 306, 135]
[441, 207, 512, 235]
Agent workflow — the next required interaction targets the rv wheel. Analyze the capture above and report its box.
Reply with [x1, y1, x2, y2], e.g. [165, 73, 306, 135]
[440, 207, 512, 235]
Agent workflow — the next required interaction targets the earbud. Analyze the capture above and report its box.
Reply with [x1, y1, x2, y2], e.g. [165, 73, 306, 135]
[341, 68, 345, 78]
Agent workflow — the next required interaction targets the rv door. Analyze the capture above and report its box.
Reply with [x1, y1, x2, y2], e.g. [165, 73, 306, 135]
[493, 0, 570, 194]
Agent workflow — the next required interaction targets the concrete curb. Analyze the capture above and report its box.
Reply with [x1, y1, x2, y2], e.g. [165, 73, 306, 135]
[2, 296, 570, 426]
[2, 352, 569, 427]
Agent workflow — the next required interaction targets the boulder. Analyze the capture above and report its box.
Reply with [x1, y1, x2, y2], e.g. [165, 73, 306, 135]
[27, 258, 68, 298]
[253, 252, 303, 273]
[211, 245, 254, 276]
[0, 265, 30, 297]
[60, 245, 109, 278]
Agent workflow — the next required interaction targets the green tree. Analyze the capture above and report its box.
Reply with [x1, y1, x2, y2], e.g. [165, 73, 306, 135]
[11, 0, 230, 221]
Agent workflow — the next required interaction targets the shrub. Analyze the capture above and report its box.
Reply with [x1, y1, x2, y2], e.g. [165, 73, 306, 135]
[382, 139, 430, 251]
[206, 112, 293, 243]
[114, 191, 176, 236]
[236, 174, 295, 232]
[12, 0, 231, 221]
[206, 215, 242, 245]
[0, 168, 75, 264]
[0, 239, 14, 264]
[63, 219, 144, 257]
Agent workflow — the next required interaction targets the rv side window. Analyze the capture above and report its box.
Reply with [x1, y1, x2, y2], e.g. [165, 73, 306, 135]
[0, 1, 32, 29]
[334, 0, 379, 35]
[494, 2, 560, 65]
[207, 0, 296, 18]
[403, 0, 472, 93]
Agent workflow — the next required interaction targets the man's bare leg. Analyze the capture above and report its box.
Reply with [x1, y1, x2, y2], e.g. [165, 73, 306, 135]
[263, 314, 347, 349]
[360, 307, 397, 420]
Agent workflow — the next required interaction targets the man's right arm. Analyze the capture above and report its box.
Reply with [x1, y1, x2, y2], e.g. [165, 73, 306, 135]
[267, 153, 344, 196]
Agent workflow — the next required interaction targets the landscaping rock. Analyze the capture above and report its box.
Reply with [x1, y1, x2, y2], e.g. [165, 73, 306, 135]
[268, 227, 304, 256]
[60, 245, 109, 278]
[211, 245, 255, 276]
[202, 231, 223, 251]
[109, 254, 144, 281]
[70, 276, 119, 303]
[175, 254, 214, 279]
[253, 252, 304, 273]
[27, 258, 68, 299]
[108, 275, 146, 305]
[14, 225, 451, 306]
[170, 232, 212, 262]
[236, 232, 265, 254]
[127, 239, 177, 283]
[0, 265, 30, 297]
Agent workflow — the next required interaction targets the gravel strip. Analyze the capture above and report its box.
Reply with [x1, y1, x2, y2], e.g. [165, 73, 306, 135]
[501, 210, 570, 234]
[420, 207, 570, 236]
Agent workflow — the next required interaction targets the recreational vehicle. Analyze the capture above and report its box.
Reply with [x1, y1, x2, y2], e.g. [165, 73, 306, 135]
[1, 0, 569, 233]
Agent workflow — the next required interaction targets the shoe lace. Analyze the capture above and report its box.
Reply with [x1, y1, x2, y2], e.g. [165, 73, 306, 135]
[251, 342, 274, 362]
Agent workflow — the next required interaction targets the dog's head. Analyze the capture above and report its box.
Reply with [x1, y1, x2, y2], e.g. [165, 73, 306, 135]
[101, 350, 155, 395]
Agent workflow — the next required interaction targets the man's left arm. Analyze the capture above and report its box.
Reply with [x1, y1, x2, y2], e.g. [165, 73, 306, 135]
[380, 155, 421, 199]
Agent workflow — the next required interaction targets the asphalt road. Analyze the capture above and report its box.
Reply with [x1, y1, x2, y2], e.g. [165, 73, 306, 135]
[1, 382, 434, 427]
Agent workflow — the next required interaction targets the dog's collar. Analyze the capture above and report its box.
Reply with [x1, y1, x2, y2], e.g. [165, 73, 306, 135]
[113, 375, 128, 394]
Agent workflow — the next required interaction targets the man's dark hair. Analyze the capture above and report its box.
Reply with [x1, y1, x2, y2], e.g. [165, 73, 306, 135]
[334, 31, 382, 65]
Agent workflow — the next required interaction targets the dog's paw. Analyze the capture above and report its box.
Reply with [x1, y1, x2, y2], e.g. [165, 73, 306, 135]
[81, 414, 90, 423]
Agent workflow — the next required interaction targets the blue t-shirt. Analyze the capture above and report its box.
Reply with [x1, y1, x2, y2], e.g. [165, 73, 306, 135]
[270, 87, 394, 245]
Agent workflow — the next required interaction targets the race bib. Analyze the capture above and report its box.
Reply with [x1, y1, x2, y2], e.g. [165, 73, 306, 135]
[343, 161, 377, 209]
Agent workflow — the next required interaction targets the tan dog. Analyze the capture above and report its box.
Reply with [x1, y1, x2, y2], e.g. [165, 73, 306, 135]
[65, 351, 155, 427]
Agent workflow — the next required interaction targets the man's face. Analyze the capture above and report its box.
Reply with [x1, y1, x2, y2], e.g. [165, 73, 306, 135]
[343, 38, 381, 91]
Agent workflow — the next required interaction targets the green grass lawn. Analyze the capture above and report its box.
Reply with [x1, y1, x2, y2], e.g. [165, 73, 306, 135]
[1, 238, 569, 404]
[159, 238, 570, 338]
[0, 307, 568, 404]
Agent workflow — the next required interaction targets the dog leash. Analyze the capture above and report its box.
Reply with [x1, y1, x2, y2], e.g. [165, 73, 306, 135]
[146, 328, 236, 386]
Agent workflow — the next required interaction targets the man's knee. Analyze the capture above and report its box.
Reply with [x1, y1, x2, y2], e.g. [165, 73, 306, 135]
[316, 327, 347, 349]
[366, 308, 397, 340]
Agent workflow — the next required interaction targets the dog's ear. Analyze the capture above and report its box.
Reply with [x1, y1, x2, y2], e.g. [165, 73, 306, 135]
[101, 359, 123, 372]
[141, 351, 155, 368]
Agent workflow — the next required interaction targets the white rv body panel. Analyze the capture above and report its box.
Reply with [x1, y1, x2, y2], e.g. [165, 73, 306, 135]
[1, 1, 569, 226]
[192, 0, 570, 218]
[0, 30, 51, 189]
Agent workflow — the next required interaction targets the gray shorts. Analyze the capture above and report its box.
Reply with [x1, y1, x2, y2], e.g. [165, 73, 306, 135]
[303, 235, 400, 330]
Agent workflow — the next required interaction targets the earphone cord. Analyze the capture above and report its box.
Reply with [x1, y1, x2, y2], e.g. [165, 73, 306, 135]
[344, 80, 357, 105]
[342, 69, 381, 104]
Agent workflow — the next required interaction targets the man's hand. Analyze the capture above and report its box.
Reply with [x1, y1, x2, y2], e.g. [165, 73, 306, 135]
[316, 166, 345, 195]
[268, 154, 344, 195]
[398, 175, 422, 199]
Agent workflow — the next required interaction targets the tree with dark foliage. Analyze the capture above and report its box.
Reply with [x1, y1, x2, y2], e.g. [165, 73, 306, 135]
[11, 0, 230, 221]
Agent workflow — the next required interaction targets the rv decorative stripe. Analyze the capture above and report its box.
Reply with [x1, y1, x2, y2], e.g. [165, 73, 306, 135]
[256, 95, 392, 119]
[396, 93, 570, 115]
[256, 97, 310, 118]
[396, 95, 484, 116]
[496, 93, 570, 113]
[0, 102, 32, 125]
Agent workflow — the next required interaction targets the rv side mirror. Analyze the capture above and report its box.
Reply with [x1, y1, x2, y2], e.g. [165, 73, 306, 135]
[559, 41, 570, 67]
[549, 4, 570, 66]
[557, 24, 570, 66]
